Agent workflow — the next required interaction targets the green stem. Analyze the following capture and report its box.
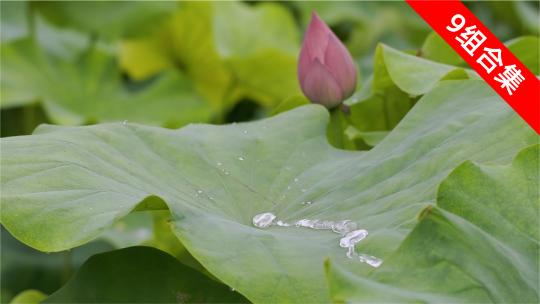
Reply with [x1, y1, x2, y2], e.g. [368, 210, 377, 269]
[62, 250, 74, 283]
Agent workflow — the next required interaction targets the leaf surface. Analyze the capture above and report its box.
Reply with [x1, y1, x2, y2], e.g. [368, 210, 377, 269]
[326, 145, 539, 303]
[1, 80, 536, 302]
[0, 17, 211, 127]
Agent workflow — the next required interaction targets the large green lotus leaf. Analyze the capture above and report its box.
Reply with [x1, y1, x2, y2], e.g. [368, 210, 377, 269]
[1, 35, 212, 126]
[326, 144, 539, 302]
[44, 246, 246, 303]
[0, 79, 536, 302]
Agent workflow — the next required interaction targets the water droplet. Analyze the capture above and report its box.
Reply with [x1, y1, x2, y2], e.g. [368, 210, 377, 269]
[358, 254, 383, 268]
[252, 212, 276, 228]
[223, 170, 230, 175]
[346, 245, 356, 258]
[294, 219, 334, 230]
[294, 219, 311, 228]
[217, 162, 223, 166]
[197, 190, 203, 194]
[275, 220, 290, 227]
[339, 229, 368, 248]
[122, 120, 128, 125]
[332, 220, 358, 235]
[230, 287, 236, 292]
[301, 201, 312, 206]
[238, 156, 245, 161]
[287, 186, 291, 190]
[251, 212, 381, 267]
[301, 189, 306, 193]
[242, 130, 248, 134]
[312, 220, 335, 230]
[294, 178, 299, 182]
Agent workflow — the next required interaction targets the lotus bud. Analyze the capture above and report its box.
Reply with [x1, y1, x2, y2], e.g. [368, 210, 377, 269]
[298, 12, 357, 108]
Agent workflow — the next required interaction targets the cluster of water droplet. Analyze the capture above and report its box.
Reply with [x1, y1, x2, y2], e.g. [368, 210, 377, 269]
[252, 212, 382, 267]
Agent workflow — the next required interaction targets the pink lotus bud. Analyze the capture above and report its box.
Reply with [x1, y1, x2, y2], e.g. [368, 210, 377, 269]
[298, 12, 357, 108]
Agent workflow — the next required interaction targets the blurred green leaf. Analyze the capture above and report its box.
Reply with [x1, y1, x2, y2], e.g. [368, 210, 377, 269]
[120, 2, 300, 112]
[326, 144, 539, 303]
[420, 32, 464, 66]
[1, 227, 114, 304]
[99, 211, 153, 249]
[1, 76, 536, 302]
[213, 2, 300, 106]
[271, 95, 309, 116]
[121, 3, 233, 112]
[142, 211, 210, 277]
[1, 21, 212, 127]
[44, 247, 247, 303]
[420, 32, 540, 75]
[293, 1, 429, 53]
[506, 36, 540, 75]
[0, 1, 29, 43]
[468, 1, 539, 40]
[9, 290, 46, 304]
[33, 1, 178, 40]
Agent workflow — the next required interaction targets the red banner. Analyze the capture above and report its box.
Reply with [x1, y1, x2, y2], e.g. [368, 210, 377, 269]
[406, 0, 540, 134]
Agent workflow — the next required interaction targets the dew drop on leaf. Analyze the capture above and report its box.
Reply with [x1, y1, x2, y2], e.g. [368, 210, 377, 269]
[275, 220, 290, 227]
[339, 229, 368, 248]
[358, 254, 383, 268]
[252, 212, 276, 228]
[331, 220, 358, 235]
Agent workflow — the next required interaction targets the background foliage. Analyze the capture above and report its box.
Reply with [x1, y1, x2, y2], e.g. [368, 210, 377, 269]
[1, 1, 538, 303]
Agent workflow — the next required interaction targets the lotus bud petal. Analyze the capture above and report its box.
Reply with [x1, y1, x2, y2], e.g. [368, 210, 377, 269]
[298, 12, 357, 108]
